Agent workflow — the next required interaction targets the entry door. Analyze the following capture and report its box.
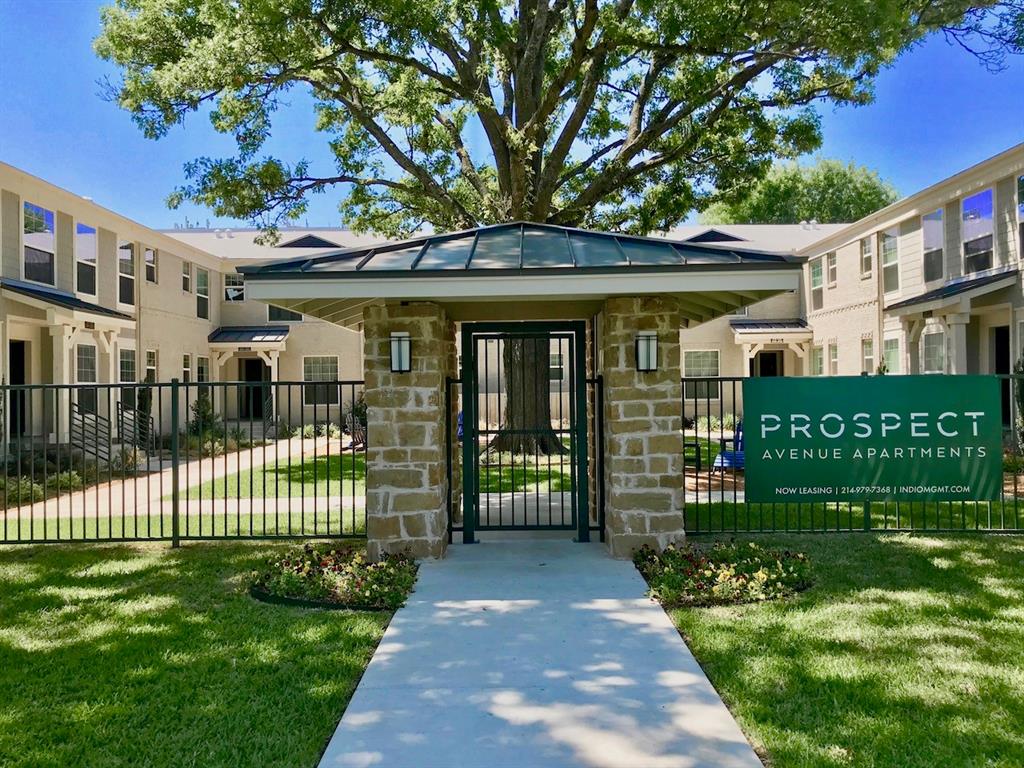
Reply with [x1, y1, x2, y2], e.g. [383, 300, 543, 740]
[994, 325, 1010, 425]
[240, 359, 269, 419]
[8, 341, 27, 437]
[461, 322, 589, 542]
[758, 351, 783, 377]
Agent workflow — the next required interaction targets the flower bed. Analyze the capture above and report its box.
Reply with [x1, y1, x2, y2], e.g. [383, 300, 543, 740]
[250, 543, 417, 610]
[634, 541, 811, 607]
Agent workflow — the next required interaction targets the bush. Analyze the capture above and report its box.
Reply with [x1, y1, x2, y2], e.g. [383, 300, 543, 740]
[293, 424, 317, 439]
[187, 390, 223, 437]
[694, 413, 738, 432]
[634, 541, 811, 607]
[348, 393, 367, 429]
[251, 543, 417, 610]
[112, 447, 147, 473]
[316, 422, 341, 439]
[45, 471, 83, 493]
[0, 477, 45, 505]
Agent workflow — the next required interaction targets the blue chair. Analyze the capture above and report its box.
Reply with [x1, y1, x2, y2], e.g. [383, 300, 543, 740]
[712, 420, 744, 471]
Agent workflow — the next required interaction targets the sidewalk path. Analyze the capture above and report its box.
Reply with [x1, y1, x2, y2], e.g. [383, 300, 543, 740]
[319, 539, 761, 768]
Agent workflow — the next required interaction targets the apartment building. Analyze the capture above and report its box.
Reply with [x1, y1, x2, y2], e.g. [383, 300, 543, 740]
[0, 162, 362, 439]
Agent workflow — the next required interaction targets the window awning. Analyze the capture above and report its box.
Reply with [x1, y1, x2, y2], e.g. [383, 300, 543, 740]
[730, 318, 812, 343]
[239, 222, 802, 329]
[0, 278, 134, 328]
[208, 325, 289, 350]
[885, 268, 1019, 316]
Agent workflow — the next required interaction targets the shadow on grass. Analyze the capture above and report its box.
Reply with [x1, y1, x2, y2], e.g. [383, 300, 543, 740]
[669, 534, 1024, 767]
[185, 453, 366, 499]
[0, 540, 387, 768]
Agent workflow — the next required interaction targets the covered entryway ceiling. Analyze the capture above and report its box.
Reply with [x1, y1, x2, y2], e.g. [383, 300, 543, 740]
[238, 222, 802, 328]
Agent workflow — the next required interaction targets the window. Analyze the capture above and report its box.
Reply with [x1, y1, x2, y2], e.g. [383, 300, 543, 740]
[861, 338, 874, 374]
[120, 348, 137, 408]
[145, 349, 158, 383]
[880, 228, 899, 294]
[269, 305, 303, 322]
[182, 354, 192, 383]
[76, 344, 98, 413]
[883, 338, 900, 374]
[727, 305, 748, 316]
[197, 356, 210, 383]
[75, 223, 97, 296]
[303, 356, 340, 405]
[145, 248, 158, 283]
[196, 268, 210, 319]
[826, 251, 837, 287]
[224, 273, 245, 301]
[859, 237, 873, 278]
[682, 350, 720, 400]
[810, 258, 823, 311]
[549, 353, 564, 381]
[810, 346, 824, 376]
[923, 331, 946, 373]
[1018, 175, 1023, 258]
[828, 343, 838, 376]
[962, 188, 993, 273]
[118, 240, 135, 306]
[182, 261, 192, 292]
[922, 208, 944, 283]
[23, 202, 55, 285]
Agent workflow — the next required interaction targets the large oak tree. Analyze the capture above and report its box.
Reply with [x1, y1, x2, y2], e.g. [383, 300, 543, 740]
[96, 0, 1021, 453]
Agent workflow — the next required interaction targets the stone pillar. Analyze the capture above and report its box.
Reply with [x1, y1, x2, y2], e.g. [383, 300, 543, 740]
[601, 297, 685, 558]
[363, 302, 455, 560]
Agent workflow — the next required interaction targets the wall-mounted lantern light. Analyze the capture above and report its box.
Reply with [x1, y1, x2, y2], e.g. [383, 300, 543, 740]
[390, 332, 412, 373]
[635, 331, 658, 372]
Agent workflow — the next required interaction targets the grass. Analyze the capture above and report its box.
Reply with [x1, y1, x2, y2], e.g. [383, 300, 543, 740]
[182, 453, 366, 500]
[0, 540, 388, 768]
[683, 435, 726, 469]
[668, 533, 1024, 767]
[477, 455, 574, 493]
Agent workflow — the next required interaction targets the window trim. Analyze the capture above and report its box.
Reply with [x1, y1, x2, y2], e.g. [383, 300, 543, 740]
[302, 355, 341, 406]
[826, 251, 837, 288]
[224, 272, 245, 302]
[859, 237, 873, 279]
[145, 248, 158, 284]
[922, 330, 946, 374]
[268, 304, 303, 323]
[809, 258, 824, 311]
[861, 337, 874, 375]
[810, 345, 824, 377]
[682, 348, 721, 401]
[145, 349, 158, 383]
[117, 240, 136, 308]
[879, 227, 899, 295]
[921, 208, 944, 285]
[828, 342, 839, 376]
[961, 187, 994, 275]
[882, 336, 901, 375]
[22, 201, 57, 287]
[196, 267, 210, 320]
[182, 353, 192, 383]
[197, 355, 211, 384]
[182, 260, 192, 293]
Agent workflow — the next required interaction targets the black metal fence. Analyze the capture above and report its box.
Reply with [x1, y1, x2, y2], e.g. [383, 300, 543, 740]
[0, 380, 367, 545]
[683, 375, 1024, 534]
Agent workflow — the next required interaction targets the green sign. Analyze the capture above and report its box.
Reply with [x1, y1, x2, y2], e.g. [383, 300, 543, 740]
[743, 375, 1003, 503]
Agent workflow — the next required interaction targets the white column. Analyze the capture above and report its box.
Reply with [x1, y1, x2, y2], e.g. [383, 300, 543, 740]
[49, 325, 75, 442]
[946, 313, 971, 374]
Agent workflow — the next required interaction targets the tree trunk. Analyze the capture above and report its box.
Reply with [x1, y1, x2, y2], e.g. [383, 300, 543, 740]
[487, 336, 566, 455]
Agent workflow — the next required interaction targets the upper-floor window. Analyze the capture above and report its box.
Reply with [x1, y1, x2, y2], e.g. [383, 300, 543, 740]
[23, 202, 55, 285]
[861, 338, 874, 374]
[269, 305, 302, 322]
[182, 261, 192, 292]
[1017, 175, 1023, 257]
[118, 240, 135, 306]
[75, 223, 97, 296]
[682, 350, 720, 400]
[810, 258, 823, 311]
[859, 237, 873, 278]
[828, 342, 839, 376]
[880, 228, 899, 294]
[922, 208, 944, 284]
[145, 248, 158, 283]
[196, 268, 210, 319]
[882, 337, 901, 374]
[826, 252, 837, 288]
[224, 273, 245, 301]
[962, 188, 993, 274]
[922, 331, 945, 373]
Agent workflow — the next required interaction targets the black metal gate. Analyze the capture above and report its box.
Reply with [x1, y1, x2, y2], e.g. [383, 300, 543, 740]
[460, 322, 590, 542]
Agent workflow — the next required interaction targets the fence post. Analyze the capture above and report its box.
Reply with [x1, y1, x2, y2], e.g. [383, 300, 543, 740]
[170, 378, 181, 548]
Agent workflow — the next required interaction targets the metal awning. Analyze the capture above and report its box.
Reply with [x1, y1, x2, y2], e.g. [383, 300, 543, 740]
[885, 268, 1019, 315]
[239, 222, 802, 328]
[208, 326, 289, 351]
[730, 318, 812, 343]
[0, 277, 134, 327]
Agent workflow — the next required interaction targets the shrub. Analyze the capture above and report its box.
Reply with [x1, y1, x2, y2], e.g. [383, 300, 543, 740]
[348, 393, 367, 429]
[45, 471, 83, 493]
[694, 413, 738, 432]
[187, 390, 223, 436]
[634, 541, 811, 607]
[112, 447, 147, 473]
[0, 477, 45, 505]
[251, 543, 417, 610]
[316, 422, 341, 439]
[293, 424, 317, 439]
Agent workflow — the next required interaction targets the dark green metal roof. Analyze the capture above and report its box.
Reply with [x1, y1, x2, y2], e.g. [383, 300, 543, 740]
[0, 278, 133, 320]
[239, 222, 792, 279]
[885, 268, 1019, 311]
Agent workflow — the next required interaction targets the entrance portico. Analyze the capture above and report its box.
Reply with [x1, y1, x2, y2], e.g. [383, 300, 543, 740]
[241, 222, 801, 558]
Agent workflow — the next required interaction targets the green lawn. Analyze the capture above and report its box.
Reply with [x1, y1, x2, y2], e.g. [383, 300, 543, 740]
[669, 534, 1024, 767]
[0, 541, 387, 768]
[477, 455, 574, 493]
[183, 453, 365, 500]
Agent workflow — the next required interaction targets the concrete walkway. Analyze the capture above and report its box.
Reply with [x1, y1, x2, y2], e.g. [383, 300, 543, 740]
[319, 539, 761, 768]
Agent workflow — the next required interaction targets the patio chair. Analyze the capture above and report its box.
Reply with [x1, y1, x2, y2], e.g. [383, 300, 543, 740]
[711, 420, 744, 472]
[345, 413, 367, 449]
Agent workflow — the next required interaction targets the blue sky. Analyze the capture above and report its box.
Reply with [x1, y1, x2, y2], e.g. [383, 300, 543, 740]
[0, 1, 1022, 229]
